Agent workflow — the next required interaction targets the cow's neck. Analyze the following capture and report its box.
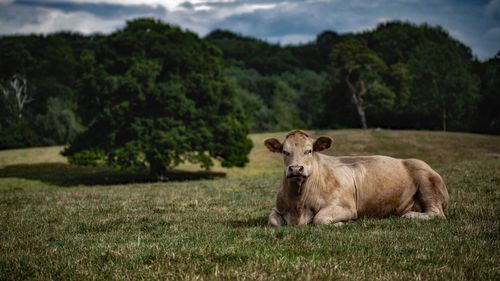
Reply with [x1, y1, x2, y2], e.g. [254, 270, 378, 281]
[283, 157, 326, 199]
[285, 179, 304, 197]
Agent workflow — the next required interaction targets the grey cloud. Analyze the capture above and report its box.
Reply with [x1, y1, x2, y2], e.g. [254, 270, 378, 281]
[15, 0, 167, 18]
[485, 0, 500, 17]
[0, 1, 169, 35]
[178, 1, 195, 10]
[211, 0, 499, 58]
[0, 3, 42, 25]
[0, 4, 126, 35]
[0, 0, 498, 59]
[215, 1, 391, 38]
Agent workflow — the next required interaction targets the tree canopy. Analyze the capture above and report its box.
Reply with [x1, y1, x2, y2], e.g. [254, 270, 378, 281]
[62, 19, 252, 177]
[328, 38, 391, 129]
[0, 19, 498, 161]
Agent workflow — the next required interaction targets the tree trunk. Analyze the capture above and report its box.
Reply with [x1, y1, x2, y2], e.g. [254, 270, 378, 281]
[148, 157, 167, 180]
[442, 106, 447, 132]
[1, 75, 32, 119]
[357, 105, 367, 130]
[345, 72, 368, 129]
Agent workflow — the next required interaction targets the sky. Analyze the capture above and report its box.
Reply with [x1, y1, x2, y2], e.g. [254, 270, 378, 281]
[0, 0, 499, 60]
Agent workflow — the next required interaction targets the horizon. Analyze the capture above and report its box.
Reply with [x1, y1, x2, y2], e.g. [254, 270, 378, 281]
[0, 0, 499, 60]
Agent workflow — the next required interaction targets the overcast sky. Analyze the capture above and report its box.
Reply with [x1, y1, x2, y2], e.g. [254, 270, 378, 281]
[0, 0, 499, 60]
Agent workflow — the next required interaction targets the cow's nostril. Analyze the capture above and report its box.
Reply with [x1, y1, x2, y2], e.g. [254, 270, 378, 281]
[299, 166, 304, 172]
[288, 166, 294, 172]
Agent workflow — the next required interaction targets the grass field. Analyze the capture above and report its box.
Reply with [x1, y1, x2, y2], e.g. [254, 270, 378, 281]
[0, 130, 499, 280]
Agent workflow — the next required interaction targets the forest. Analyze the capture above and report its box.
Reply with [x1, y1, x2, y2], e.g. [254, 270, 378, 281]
[0, 18, 498, 152]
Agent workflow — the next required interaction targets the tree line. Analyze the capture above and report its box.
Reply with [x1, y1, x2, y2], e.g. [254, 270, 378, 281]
[206, 23, 498, 134]
[0, 19, 498, 175]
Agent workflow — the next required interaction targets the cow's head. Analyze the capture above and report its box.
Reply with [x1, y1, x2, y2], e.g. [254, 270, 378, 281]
[264, 130, 332, 182]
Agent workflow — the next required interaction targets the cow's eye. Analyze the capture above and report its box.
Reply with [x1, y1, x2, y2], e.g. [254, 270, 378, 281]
[282, 150, 290, 156]
[304, 149, 312, 155]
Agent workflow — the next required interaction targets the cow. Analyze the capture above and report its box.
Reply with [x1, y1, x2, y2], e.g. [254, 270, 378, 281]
[265, 130, 449, 226]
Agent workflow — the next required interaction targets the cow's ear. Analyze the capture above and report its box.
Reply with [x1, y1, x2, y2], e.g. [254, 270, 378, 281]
[264, 138, 283, 153]
[313, 136, 332, 152]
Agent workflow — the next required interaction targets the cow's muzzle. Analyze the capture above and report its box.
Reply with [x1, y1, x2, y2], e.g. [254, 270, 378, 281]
[286, 165, 305, 179]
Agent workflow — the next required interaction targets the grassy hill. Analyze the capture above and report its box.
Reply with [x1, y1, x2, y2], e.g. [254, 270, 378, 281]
[0, 130, 499, 280]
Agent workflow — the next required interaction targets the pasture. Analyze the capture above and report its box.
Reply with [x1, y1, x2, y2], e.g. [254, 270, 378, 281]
[0, 130, 499, 280]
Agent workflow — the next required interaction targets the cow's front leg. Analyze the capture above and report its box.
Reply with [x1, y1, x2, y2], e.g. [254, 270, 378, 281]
[268, 208, 285, 227]
[313, 205, 356, 225]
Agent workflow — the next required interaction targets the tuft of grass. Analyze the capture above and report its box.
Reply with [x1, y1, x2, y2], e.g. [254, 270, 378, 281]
[0, 130, 499, 280]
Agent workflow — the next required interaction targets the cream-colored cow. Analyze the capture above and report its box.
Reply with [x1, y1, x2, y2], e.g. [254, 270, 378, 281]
[265, 130, 449, 226]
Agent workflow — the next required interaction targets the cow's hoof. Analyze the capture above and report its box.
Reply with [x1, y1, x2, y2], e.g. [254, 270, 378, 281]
[268, 215, 285, 227]
[402, 211, 431, 220]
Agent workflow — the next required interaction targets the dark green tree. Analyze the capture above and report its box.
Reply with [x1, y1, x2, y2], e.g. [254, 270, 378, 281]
[64, 19, 252, 177]
[34, 97, 82, 145]
[206, 30, 301, 75]
[225, 67, 306, 132]
[329, 38, 392, 129]
[316, 31, 341, 67]
[473, 52, 500, 134]
[407, 42, 479, 131]
[280, 70, 326, 127]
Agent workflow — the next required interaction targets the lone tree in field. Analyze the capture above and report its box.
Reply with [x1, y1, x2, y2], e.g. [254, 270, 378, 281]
[329, 38, 390, 129]
[63, 19, 252, 177]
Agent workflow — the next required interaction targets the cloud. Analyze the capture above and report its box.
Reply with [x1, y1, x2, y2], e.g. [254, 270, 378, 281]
[16, 0, 167, 18]
[0, 5, 125, 35]
[20, 10, 123, 34]
[486, 26, 500, 38]
[211, 0, 499, 59]
[0, 0, 168, 35]
[265, 33, 316, 45]
[485, 0, 500, 17]
[18, 0, 183, 10]
[0, 0, 499, 59]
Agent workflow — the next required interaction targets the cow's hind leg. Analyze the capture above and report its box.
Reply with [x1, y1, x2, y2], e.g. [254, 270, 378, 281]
[401, 190, 434, 220]
[402, 164, 449, 220]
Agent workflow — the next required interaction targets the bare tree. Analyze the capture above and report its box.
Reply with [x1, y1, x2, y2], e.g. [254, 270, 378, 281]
[1, 75, 32, 119]
[330, 38, 387, 130]
[345, 70, 368, 129]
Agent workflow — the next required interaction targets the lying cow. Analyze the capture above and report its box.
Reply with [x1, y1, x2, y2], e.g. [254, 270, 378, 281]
[265, 130, 449, 226]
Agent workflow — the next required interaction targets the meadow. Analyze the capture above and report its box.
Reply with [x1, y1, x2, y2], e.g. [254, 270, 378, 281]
[0, 130, 499, 280]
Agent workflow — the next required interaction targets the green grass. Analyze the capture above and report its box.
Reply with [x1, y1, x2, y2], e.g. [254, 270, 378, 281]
[0, 130, 499, 280]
